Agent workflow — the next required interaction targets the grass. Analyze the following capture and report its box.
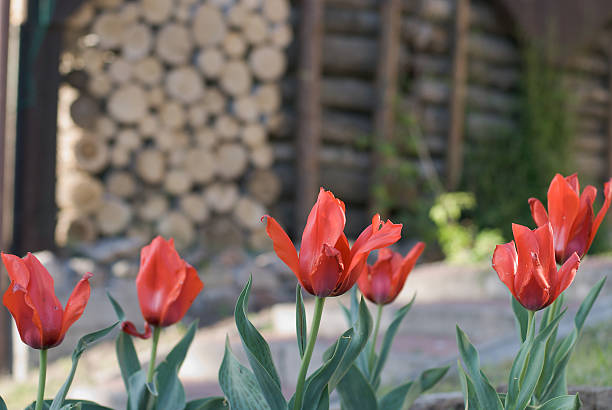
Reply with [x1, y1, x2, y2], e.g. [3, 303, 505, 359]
[430, 319, 612, 393]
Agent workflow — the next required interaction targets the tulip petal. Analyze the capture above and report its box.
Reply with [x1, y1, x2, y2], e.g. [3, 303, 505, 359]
[512, 223, 540, 296]
[588, 178, 612, 251]
[356, 266, 374, 303]
[565, 186, 595, 261]
[547, 174, 580, 260]
[533, 223, 556, 284]
[369, 252, 395, 304]
[121, 321, 152, 339]
[528, 198, 549, 227]
[516, 273, 550, 311]
[3, 284, 43, 348]
[159, 264, 204, 326]
[348, 216, 402, 272]
[492, 241, 518, 296]
[565, 173, 579, 194]
[136, 237, 187, 326]
[263, 215, 300, 276]
[309, 244, 344, 297]
[299, 188, 346, 280]
[60, 272, 93, 341]
[554, 252, 580, 298]
[400, 242, 425, 282]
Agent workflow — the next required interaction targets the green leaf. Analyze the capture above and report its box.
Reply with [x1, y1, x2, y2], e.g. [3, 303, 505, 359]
[107, 291, 126, 322]
[347, 286, 370, 379]
[234, 277, 286, 410]
[457, 361, 480, 410]
[327, 297, 372, 392]
[536, 394, 581, 410]
[455, 326, 503, 410]
[300, 332, 352, 410]
[26, 400, 112, 410]
[164, 320, 198, 372]
[315, 386, 329, 410]
[574, 276, 606, 332]
[0, 396, 6, 410]
[379, 381, 413, 410]
[399, 366, 450, 410]
[50, 322, 119, 410]
[336, 365, 378, 410]
[371, 296, 415, 385]
[218, 337, 272, 410]
[185, 397, 229, 410]
[153, 361, 186, 410]
[296, 285, 307, 358]
[127, 370, 148, 410]
[512, 309, 566, 410]
[116, 331, 141, 392]
[511, 295, 529, 342]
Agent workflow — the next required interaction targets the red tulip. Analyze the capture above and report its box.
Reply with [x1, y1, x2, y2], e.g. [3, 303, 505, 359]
[529, 173, 612, 264]
[2, 253, 92, 349]
[264, 188, 402, 297]
[492, 223, 580, 311]
[357, 242, 425, 305]
[122, 236, 203, 338]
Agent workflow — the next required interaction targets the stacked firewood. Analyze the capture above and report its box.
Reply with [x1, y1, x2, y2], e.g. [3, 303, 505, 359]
[56, 0, 290, 251]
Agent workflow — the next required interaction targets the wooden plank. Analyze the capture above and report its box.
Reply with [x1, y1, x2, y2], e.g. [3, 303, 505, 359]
[0, 0, 10, 375]
[446, 0, 470, 190]
[295, 0, 324, 232]
[371, 0, 402, 215]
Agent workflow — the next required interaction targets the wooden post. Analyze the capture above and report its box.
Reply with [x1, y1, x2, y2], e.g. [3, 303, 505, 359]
[0, 0, 10, 375]
[295, 0, 324, 231]
[446, 0, 470, 190]
[608, 49, 612, 179]
[13, 0, 87, 255]
[372, 0, 402, 216]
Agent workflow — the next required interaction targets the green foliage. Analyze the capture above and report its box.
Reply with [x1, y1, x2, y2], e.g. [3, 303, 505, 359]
[429, 192, 504, 263]
[463, 43, 575, 238]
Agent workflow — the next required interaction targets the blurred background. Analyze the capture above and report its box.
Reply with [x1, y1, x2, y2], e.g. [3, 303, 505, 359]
[1, 0, 612, 406]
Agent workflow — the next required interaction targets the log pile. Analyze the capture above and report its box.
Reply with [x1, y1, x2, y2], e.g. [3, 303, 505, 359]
[57, 0, 291, 250]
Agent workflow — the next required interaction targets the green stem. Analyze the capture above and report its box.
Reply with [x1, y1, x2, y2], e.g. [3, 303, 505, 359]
[147, 326, 161, 384]
[526, 310, 536, 343]
[368, 304, 383, 372]
[35, 349, 47, 410]
[294, 297, 325, 410]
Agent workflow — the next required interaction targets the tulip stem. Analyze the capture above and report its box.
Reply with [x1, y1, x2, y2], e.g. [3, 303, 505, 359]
[368, 304, 383, 373]
[147, 326, 161, 384]
[35, 349, 47, 410]
[294, 296, 325, 410]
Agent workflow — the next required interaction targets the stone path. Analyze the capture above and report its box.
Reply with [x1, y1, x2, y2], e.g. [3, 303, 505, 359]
[2, 256, 611, 409]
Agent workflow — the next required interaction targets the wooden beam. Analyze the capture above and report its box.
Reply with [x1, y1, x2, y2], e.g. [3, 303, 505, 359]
[372, 0, 402, 215]
[295, 0, 324, 231]
[12, 0, 65, 254]
[446, 0, 470, 190]
[0, 0, 10, 375]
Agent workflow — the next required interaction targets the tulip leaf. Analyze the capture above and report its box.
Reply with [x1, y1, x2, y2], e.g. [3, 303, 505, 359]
[379, 380, 414, 410]
[184, 397, 229, 410]
[510, 309, 566, 410]
[153, 360, 186, 410]
[457, 360, 480, 410]
[393, 365, 450, 410]
[219, 337, 272, 410]
[50, 322, 119, 410]
[371, 295, 415, 386]
[0, 396, 5, 410]
[536, 394, 581, 410]
[327, 296, 372, 392]
[234, 277, 286, 410]
[315, 386, 329, 410]
[163, 320, 198, 372]
[299, 332, 352, 410]
[116, 331, 142, 392]
[127, 370, 148, 410]
[575, 276, 605, 332]
[336, 365, 378, 410]
[456, 326, 503, 410]
[296, 285, 307, 358]
[106, 291, 126, 322]
[511, 295, 529, 343]
[26, 400, 113, 410]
